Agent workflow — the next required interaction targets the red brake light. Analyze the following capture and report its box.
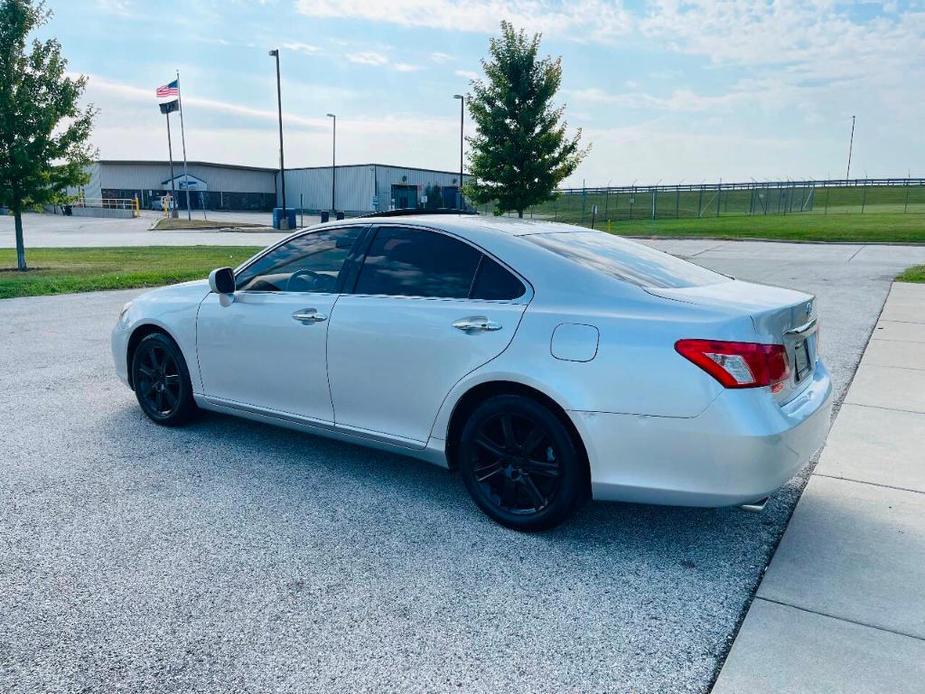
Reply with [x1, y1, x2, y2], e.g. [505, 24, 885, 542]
[675, 339, 790, 389]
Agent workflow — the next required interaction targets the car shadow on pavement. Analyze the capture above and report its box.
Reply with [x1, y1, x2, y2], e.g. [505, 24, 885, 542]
[98, 402, 786, 561]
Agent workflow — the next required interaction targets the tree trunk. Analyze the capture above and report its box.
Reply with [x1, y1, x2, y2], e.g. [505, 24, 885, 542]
[517, 209, 524, 218]
[14, 210, 27, 271]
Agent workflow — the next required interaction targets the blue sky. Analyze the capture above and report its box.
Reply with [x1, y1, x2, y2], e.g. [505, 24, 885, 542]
[46, 0, 925, 186]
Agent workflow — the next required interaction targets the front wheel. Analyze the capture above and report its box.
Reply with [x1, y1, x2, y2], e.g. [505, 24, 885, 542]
[458, 395, 586, 531]
[131, 332, 197, 426]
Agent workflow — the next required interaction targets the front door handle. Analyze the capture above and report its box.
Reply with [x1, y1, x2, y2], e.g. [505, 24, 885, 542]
[452, 316, 502, 333]
[292, 308, 327, 324]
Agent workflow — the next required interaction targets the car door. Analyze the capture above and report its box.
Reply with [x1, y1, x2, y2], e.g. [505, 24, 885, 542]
[326, 224, 530, 445]
[196, 225, 365, 423]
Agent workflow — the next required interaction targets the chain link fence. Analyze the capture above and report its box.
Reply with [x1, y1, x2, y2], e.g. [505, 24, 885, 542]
[476, 178, 925, 225]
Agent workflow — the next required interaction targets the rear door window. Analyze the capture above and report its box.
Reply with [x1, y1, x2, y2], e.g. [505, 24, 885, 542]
[353, 226, 481, 298]
[471, 256, 526, 300]
[527, 231, 728, 288]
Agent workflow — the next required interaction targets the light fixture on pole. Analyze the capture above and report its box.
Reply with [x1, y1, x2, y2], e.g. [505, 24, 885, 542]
[453, 94, 464, 209]
[326, 113, 336, 213]
[269, 49, 287, 230]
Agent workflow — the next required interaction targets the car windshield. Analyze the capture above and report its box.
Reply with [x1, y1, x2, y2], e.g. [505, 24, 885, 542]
[526, 231, 729, 289]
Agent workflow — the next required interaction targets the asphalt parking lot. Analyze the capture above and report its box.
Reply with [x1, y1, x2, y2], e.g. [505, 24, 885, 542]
[3, 239, 925, 692]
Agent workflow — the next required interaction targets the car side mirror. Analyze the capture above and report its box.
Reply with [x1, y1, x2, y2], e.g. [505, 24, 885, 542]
[209, 267, 236, 303]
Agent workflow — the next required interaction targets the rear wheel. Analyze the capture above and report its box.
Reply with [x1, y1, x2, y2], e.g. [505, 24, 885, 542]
[131, 333, 197, 426]
[458, 395, 585, 531]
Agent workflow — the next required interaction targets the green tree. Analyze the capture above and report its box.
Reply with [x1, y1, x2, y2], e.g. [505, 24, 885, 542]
[0, 0, 95, 270]
[465, 21, 588, 217]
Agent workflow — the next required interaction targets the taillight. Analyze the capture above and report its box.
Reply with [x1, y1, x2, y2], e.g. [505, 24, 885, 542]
[675, 339, 790, 390]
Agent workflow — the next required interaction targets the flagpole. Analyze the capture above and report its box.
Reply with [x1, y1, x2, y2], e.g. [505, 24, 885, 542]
[176, 69, 192, 220]
[165, 110, 178, 218]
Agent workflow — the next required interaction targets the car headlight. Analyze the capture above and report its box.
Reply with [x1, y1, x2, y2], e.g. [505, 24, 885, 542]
[118, 302, 132, 322]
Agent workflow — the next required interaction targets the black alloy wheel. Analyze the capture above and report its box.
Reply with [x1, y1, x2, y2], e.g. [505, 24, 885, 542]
[459, 394, 586, 531]
[132, 333, 197, 426]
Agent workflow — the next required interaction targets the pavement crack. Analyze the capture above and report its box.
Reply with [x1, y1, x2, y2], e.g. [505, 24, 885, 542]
[754, 597, 925, 643]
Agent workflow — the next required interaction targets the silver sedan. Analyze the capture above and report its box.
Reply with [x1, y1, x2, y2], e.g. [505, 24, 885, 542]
[112, 213, 832, 530]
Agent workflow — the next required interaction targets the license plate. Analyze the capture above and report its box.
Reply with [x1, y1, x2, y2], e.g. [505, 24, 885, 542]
[793, 339, 811, 381]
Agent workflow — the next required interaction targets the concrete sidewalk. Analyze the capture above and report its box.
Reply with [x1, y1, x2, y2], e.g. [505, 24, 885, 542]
[714, 281, 925, 693]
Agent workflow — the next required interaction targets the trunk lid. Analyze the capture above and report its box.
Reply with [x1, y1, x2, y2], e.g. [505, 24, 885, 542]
[647, 279, 819, 403]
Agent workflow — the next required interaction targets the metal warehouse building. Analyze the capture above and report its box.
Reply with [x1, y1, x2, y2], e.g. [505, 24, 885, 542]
[79, 160, 469, 213]
[282, 164, 470, 214]
[81, 160, 278, 210]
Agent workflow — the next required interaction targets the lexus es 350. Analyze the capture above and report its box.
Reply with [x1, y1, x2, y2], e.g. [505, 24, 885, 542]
[112, 213, 833, 530]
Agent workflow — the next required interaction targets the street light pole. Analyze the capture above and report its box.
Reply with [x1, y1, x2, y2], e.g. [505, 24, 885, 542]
[453, 94, 464, 209]
[326, 113, 336, 212]
[269, 49, 287, 229]
[846, 115, 856, 182]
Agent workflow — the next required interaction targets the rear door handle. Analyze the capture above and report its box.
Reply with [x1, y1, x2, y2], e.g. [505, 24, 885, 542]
[453, 316, 502, 333]
[292, 308, 327, 324]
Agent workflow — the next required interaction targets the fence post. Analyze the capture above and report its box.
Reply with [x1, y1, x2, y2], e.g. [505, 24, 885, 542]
[603, 188, 610, 224]
[675, 188, 680, 218]
[697, 187, 703, 217]
[904, 178, 911, 213]
[716, 185, 721, 217]
[824, 186, 830, 215]
[861, 183, 867, 214]
[652, 189, 657, 220]
[581, 183, 587, 225]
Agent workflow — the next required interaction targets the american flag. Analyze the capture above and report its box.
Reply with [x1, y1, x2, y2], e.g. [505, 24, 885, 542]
[156, 79, 179, 98]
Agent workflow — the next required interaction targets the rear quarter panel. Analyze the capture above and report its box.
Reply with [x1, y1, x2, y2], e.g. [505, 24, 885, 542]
[429, 289, 752, 442]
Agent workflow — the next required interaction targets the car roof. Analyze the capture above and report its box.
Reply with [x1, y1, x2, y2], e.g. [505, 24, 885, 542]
[341, 213, 584, 240]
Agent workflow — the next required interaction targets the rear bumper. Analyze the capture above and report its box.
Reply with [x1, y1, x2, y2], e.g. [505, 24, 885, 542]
[572, 362, 834, 507]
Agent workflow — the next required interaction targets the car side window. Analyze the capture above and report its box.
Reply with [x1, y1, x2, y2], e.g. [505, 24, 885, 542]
[470, 256, 526, 301]
[353, 226, 481, 299]
[235, 227, 363, 293]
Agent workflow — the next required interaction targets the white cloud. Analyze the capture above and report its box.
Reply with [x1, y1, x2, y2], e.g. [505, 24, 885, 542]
[283, 41, 322, 54]
[454, 69, 480, 81]
[345, 51, 390, 66]
[95, 0, 135, 17]
[81, 74, 326, 130]
[393, 63, 423, 72]
[430, 52, 454, 63]
[295, 0, 632, 42]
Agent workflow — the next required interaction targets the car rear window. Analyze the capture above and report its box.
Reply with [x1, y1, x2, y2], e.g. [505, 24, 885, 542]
[526, 231, 728, 289]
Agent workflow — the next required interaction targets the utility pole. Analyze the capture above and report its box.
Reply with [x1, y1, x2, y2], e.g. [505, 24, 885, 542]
[846, 115, 856, 182]
[453, 94, 465, 209]
[269, 49, 288, 229]
[326, 113, 336, 212]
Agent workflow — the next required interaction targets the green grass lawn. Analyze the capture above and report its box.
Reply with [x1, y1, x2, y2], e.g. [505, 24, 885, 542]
[896, 265, 925, 283]
[0, 246, 262, 299]
[597, 213, 925, 243]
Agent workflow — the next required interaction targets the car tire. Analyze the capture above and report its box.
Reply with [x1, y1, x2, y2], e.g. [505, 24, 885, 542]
[131, 332, 197, 427]
[458, 394, 586, 531]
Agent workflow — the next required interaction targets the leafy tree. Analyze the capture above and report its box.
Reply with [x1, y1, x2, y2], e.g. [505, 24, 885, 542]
[0, 0, 95, 270]
[465, 21, 588, 217]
